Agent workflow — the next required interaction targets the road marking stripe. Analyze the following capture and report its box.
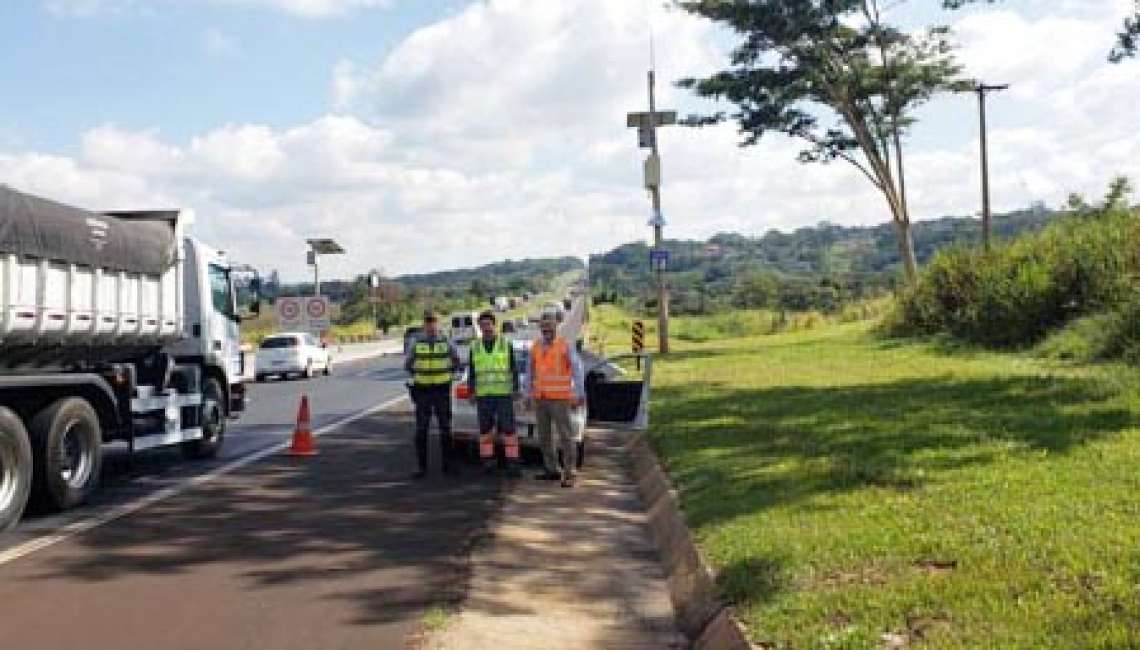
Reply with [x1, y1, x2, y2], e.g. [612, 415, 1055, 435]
[0, 394, 409, 566]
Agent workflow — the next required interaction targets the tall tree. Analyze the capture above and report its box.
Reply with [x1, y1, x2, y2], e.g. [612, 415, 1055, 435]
[676, 0, 967, 285]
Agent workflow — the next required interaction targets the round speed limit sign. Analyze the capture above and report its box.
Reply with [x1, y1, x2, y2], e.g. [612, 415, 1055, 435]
[278, 298, 301, 321]
[307, 298, 327, 319]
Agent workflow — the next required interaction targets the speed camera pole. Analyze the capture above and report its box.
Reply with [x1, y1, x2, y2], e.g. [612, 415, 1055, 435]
[627, 69, 676, 355]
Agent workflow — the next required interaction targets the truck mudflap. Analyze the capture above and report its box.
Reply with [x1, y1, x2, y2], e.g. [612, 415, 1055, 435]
[229, 381, 247, 415]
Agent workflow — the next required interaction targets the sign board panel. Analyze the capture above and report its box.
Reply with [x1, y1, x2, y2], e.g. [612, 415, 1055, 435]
[277, 296, 303, 330]
[649, 248, 669, 270]
[626, 110, 677, 128]
[638, 126, 654, 149]
[304, 296, 331, 332]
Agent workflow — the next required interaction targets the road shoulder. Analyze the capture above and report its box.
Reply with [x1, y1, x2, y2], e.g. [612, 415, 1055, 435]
[427, 427, 684, 649]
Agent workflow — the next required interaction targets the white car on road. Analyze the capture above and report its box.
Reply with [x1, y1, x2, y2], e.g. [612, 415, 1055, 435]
[254, 332, 333, 381]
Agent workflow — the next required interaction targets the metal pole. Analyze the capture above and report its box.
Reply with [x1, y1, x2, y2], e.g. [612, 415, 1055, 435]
[648, 70, 669, 355]
[313, 256, 320, 297]
[977, 87, 991, 251]
[975, 83, 1008, 252]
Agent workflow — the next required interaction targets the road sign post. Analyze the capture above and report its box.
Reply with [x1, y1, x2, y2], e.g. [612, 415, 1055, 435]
[632, 320, 645, 370]
[627, 71, 675, 354]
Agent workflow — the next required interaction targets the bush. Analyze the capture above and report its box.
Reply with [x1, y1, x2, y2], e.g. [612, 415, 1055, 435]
[893, 188, 1140, 349]
[1106, 296, 1140, 364]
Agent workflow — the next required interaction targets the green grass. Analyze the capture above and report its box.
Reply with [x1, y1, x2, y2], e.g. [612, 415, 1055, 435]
[422, 605, 451, 632]
[650, 319, 1140, 648]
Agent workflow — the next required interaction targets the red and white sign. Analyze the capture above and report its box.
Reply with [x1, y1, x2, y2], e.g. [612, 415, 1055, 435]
[277, 297, 302, 329]
[303, 296, 331, 332]
[276, 295, 330, 332]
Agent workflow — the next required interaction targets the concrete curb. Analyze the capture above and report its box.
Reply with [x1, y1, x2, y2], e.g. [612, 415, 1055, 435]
[627, 430, 758, 650]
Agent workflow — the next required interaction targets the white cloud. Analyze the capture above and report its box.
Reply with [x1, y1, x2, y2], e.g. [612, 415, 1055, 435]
[14, 0, 1140, 282]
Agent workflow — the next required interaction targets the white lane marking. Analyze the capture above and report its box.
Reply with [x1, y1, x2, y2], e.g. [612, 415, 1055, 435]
[0, 394, 409, 566]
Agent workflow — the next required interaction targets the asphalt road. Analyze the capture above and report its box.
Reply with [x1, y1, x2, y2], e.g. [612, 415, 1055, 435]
[0, 352, 504, 649]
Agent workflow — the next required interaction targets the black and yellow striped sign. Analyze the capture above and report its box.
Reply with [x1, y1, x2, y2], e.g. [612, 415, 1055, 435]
[632, 320, 645, 352]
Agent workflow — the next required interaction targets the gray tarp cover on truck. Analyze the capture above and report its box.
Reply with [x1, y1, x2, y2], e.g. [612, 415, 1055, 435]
[0, 185, 177, 276]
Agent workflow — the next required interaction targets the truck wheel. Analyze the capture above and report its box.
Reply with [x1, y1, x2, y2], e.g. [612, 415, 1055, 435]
[0, 407, 33, 532]
[183, 377, 225, 459]
[29, 398, 102, 512]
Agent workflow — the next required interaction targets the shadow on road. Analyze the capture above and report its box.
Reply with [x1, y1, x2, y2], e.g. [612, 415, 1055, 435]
[13, 408, 503, 637]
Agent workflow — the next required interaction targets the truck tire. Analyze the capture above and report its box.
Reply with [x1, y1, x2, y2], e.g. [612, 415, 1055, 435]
[29, 398, 102, 513]
[182, 377, 225, 459]
[0, 407, 33, 532]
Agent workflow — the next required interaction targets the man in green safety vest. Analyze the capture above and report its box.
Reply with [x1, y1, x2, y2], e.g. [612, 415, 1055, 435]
[404, 309, 461, 478]
[467, 310, 522, 477]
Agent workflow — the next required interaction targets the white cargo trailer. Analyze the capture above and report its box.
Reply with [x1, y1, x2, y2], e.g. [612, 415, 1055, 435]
[0, 186, 256, 532]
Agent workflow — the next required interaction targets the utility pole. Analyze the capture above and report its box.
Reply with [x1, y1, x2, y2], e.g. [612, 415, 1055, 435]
[627, 70, 676, 354]
[974, 82, 1009, 251]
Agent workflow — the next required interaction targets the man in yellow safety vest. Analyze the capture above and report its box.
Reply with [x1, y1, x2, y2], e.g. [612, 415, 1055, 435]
[404, 309, 461, 478]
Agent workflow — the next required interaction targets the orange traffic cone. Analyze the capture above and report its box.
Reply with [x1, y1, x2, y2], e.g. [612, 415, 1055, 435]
[288, 394, 318, 456]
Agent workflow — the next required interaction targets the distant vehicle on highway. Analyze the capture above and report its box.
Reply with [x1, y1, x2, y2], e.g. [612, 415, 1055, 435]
[448, 311, 479, 343]
[543, 302, 565, 322]
[255, 332, 332, 381]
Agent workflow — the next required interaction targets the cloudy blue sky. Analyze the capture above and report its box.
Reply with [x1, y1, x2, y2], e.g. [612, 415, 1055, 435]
[1, 0, 1138, 281]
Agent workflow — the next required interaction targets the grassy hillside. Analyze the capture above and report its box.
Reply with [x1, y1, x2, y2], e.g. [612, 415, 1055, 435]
[640, 317, 1140, 647]
[587, 208, 1059, 316]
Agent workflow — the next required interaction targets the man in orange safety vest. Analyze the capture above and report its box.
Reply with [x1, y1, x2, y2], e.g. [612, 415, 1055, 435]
[526, 310, 585, 488]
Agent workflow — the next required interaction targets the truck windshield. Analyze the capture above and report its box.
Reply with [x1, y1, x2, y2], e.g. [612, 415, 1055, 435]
[208, 263, 237, 320]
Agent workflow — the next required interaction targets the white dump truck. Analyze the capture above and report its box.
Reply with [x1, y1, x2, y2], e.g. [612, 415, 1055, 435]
[0, 186, 256, 532]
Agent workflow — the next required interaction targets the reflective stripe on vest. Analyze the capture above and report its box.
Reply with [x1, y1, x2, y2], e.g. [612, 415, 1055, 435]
[531, 336, 572, 400]
[413, 340, 452, 385]
[472, 336, 513, 397]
